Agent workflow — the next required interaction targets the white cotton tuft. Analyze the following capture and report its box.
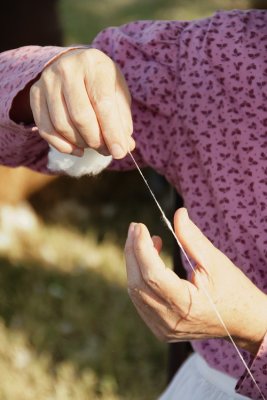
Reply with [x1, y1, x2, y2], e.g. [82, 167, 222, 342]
[48, 147, 112, 177]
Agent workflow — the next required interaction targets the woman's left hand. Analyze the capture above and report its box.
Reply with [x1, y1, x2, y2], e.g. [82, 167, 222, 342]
[124, 208, 267, 355]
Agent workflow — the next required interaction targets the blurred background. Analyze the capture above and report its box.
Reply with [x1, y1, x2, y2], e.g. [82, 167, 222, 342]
[0, 1, 265, 399]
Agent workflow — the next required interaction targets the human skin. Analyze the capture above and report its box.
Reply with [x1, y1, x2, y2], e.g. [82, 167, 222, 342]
[125, 208, 267, 355]
[12, 48, 135, 158]
[11, 48, 267, 355]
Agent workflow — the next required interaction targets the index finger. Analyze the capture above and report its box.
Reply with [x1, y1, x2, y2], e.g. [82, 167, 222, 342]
[85, 61, 130, 159]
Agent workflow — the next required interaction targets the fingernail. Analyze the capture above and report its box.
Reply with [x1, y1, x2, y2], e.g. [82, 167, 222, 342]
[72, 148, 84, 157]
[111, 143, 125, 159]
[134, 224, 141, 237]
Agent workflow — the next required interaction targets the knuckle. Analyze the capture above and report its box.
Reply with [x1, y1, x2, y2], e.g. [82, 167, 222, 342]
[88, 48, 107, 61]
[53, 123, 66, 136]
[86, 138, 102, 149]
[78, 49, 92, 64]
[70, 109, 88, 128]
[39, 127, 52, 137]
[50, 116, 68, 135]
[127, 286, 141, 299]
[40, 68, 55, 87]
[145, 276, 159, 289]
[38, 130, 47, 140]
[92, 94, 113, 114]
[40, 68, 49, 81]
[86, 140, 100, 150]
[89, 49, 114, 73]
[53, 59, 71, 77]
[142, 270, 155, 286]
[48, 140, 72, 155]
[134, 241, 143, 255]
[30, 83, 40, 99]
[127, 285, 137, 294]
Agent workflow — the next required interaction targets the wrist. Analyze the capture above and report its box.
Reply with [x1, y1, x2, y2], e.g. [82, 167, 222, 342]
[235, 291, 267, 356]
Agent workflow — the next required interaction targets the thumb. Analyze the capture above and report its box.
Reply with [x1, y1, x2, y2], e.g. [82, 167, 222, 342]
[174, 208, 218, 273]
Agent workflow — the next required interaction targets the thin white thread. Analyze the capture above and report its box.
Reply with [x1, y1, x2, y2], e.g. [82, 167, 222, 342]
[129, 151, 266, 400]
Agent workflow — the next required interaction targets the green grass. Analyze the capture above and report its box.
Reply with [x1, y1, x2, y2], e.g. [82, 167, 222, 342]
[0, 168, 174, 399]
[59, 0, 250, 45]
[0, 202, 168, 399]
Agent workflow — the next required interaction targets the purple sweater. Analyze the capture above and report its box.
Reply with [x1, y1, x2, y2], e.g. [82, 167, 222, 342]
[0, 10, 267, 399]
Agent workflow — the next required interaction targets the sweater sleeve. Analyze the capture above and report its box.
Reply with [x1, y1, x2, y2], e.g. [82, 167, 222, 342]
[0, 45, 82, 173]
[235, 332, 267, 399]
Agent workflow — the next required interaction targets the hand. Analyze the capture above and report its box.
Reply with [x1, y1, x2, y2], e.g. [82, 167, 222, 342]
[125, 208, 267, 355]
[30, 48, 135, 158]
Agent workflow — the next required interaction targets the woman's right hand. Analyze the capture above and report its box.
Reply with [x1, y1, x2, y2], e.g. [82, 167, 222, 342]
[30, 48, 135, 158]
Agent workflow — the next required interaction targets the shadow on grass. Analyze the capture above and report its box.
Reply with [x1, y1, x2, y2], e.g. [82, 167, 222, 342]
[0, 254, 166, 399]
[29, 169, 174, 253]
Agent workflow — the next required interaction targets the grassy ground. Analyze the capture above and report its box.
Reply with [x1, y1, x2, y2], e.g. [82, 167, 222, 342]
[0, 196, 170, 400]
[59, 0, 250, 44]
[0, 169, 174, 400]
[0, 1, 253, 399]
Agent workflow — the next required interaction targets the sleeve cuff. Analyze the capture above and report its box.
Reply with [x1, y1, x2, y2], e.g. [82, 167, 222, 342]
[0, 46, 87, 171]
[6, 46, 87, 132]
[235, 332, 267, 399]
